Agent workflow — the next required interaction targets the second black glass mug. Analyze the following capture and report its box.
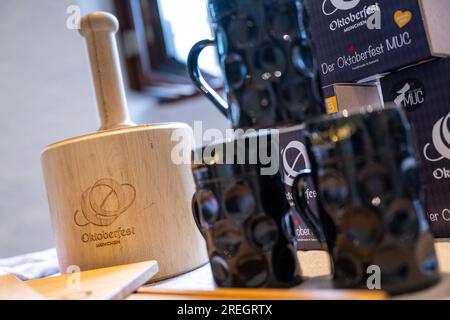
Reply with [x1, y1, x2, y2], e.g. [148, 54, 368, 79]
[292, 106, 440, 295]
[188, 0, 323, 129]
[191, 131, 302, 288]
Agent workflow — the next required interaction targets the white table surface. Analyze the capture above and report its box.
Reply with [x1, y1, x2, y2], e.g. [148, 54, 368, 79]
[141, 242, 450, 300]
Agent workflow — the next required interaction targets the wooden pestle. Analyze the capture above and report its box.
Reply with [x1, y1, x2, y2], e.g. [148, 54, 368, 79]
[79, 12, 135, 131]
[41, 12, 208, 280]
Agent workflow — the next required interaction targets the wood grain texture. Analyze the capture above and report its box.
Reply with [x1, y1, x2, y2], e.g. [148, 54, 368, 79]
[0, 274, 45, 300]
[134, 287, 387, 300]
[436, 241, 450, 273]
[41, 124, 208, 281]
[79, 12, 134, 131]
[41, 12, 208, 281]
[26, 261, 158, 300]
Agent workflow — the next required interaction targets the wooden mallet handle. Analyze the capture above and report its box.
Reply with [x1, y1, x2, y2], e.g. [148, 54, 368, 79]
[79, 12, 135, 131]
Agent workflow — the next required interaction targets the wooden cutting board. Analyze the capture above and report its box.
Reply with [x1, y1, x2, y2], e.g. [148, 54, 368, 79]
[26, 261, 158, 300]
[0, 274, 45, 300]
[132, 288, 387, 300]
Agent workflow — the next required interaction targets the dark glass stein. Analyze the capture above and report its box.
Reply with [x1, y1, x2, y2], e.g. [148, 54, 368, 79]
[188, 0, 323, 129]
[192, 132, 302, 288]
[293, 106, 440, 294]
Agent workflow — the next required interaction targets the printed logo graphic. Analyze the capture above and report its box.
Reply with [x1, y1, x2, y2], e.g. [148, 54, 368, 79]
[394, 83, 410, 105]
[281, 140, 310, 187]
[323, 1, 381, 32]
[391, 79, 426, 111]
[394, 10, 412, 29]
[322, 0, 361, 15]
[74, 179, 136, 227]
[424, 112, 450, 163]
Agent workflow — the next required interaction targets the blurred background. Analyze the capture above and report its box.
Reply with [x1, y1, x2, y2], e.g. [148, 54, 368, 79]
[0, 0, 229, 257]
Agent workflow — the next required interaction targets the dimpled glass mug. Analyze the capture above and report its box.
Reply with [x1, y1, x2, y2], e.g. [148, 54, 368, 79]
[292, 106, 440, 294]
[188, 0, 323, 129]
[191, 131, 302, 288]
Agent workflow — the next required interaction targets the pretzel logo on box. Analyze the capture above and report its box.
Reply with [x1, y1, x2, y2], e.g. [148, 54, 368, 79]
[320, 0, 380, 32]
[281, 141, 310, 187]
[322, 0, 361, 15]
[424, 113, 450, 165]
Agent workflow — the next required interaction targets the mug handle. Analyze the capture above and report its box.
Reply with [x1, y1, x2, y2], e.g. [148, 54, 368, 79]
[191, 192, 206, 240]
[292, 168, 326, 244]
[187, 39, 228, 117]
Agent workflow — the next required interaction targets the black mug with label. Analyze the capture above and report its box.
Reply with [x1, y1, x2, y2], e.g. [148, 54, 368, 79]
[187, 0, 323, 129]
[191, 131, 302, 288]
[292, 106, 440, 294]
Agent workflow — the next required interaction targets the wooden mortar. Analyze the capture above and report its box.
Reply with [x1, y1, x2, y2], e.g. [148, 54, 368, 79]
[41, 12, 207, 281]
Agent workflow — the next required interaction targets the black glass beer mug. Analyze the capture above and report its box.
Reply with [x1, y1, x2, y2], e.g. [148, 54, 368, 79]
[188, 0, 323, 129]
[191, 132, 302, 288]
[293, 106, 440, 294]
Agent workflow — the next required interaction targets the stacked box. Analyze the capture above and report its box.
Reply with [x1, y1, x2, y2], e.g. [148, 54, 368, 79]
[380, 58, 450, 238]
[303, 0, 450, 89]
[323, 83, 384, 114]
[300, 0, 450, 240]
[278, 125, 322, 250]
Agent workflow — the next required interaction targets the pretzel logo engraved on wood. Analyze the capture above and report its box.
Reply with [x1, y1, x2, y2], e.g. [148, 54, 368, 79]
[74, 178, 136, 227]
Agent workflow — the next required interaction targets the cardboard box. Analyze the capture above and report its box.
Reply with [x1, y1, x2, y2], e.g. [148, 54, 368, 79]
[323, 83, 384, 114]
[278, 125, 322, 250]
[304, 0, 450, 88]
[380, 58, 450, 238]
